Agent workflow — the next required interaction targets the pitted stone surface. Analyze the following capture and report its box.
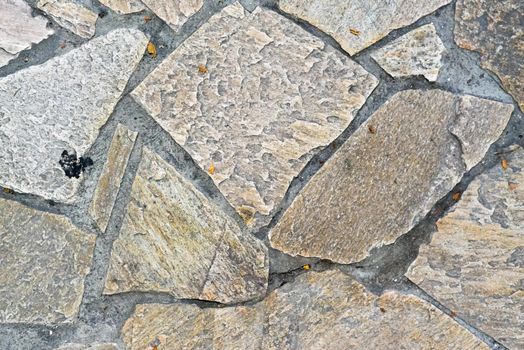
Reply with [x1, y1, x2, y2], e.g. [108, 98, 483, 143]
[104, 147, 268, 303]
[98, 0, 145, 14]
[279, 0, 451, 55]
[406, 146, 524, 349]
[89, 124, 138, 232]
[0, 0, 54, 68]
[37, 0, 98, 39]
[122, 270, 487, 350]
[269, 90, 513, 264]
[140, 0, 203, 32]
[371, 24, 446, 81]
[131, 2, 378, 229]
[0, 198, 96, 324]
[455, 0, 524, 110]
[0, 28, 148, 202]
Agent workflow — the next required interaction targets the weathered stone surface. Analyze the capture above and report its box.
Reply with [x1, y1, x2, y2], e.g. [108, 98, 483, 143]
[122, 270, 487, 349]
[89, 124, 137, 232]
[270, 90, 513, 264]
[455, 0, 524, 110]
[0, 0, 54, 67]
[104, 147, 268, 303]
[0, 29, 148, 202]
[55, 344, 118, 350]
[406, 146, 524, 349]
[0, 198, 96, 324]
[37, 0, 98, 39]
[279, 0, 451, 55]
[140, 0, 203, 32]
[131, 2, 378, 228]
[98, 0, 145, 14]
[371, 24, 446, 81]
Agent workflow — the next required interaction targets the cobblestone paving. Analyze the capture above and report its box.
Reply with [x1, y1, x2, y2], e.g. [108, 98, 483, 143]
[0, 0, 522, 349]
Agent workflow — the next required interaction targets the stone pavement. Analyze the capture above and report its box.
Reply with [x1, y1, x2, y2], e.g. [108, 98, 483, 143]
[0, 0, 522, 349]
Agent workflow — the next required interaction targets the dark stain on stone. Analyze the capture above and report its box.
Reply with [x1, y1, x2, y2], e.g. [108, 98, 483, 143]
[59, 150, 94, 178]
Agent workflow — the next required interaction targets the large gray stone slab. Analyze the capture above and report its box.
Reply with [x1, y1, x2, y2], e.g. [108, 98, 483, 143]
[98, 0, 145, 14]
[455, 0, 524, 110]
[122, 270, 487, 349]
[0, 198, 96, 324]
[131, 2, 378, 229]
[279, 0, 451, 55]
[37, 0, 98, 39]
[0, 0, 54, 67]
[104, 147, 268, 303]
[269, 90, 513, 264]
[89, 124, 138, 232]
[140, 0, 203, 32]
[0, 28, 148, 202]
[371, 24, 446, 81]
[406, 146, 524, 349]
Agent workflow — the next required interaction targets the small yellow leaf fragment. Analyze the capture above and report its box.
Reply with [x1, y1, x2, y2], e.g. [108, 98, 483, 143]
[368, 125, 377, 134]
[302, 264, 311, 270]
[208, 163, 215, 175]
[349, 28, 361, 36]
[144, 15, 152, 22]
[501, 158, 508, 171]
[147, 42, 157, 58]
[198, 64, 208, 74]
[452, 192, 461, 201]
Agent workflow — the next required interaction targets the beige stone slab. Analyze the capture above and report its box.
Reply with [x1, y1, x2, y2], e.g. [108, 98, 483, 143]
[131, 2, 378, 229]
[37, 0, 98, 39]
[455, 0, 524, 110]
[0, 198, 96, 324]
[269, 90, 513, 264]
[371, 24, 446, 81]
[89, 124, 138, 232]
[98, 0, 145, 14]
[0, 28, 148, 202]
[140, 0, 203, 32]
[406, 146, 524, 349]
[104, 147, 268, 303]
[279, 0, 451, 55]
[122, 270, 488, 349]
[0, 0, 53, 67]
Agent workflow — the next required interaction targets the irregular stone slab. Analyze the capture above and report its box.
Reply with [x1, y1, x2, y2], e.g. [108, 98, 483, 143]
[406, 146, 524, 349]
[279, 0, 451, 55]
[98, 0, 145, 14]
[55, 344, 117, 350]
[89, 124, 138, 232]
[0, 29, 148, 202]
[269, 90, 513, 264]
[370, 24, 446, 81]
[0, 0, 54, 67]
[104, 147, 268, 303]
[122, 270, 487, 349]
[455, 0, 524, 110]
[140, 0, 203, 32]
[37, 0, 98, 39]
[132, 2, 378, 228]
[0, 198, 96, 324]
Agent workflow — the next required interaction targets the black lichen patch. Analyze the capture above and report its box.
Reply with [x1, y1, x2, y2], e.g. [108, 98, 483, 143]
[59, 150, 94, 178]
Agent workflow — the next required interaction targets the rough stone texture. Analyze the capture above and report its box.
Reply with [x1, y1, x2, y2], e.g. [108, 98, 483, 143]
[406, 146, 524, 349]
[37, 0, 98, 39]
[455, 0, 524, 110]
[98, 0, 145, 14]
[55, 344, 118, 350]
[131, 2, 378, 228]
[279, 0, 451, 55]
[0, 198, 96, 324]
[0, 29, 148, 202]
[269, 90, 513, 264]
[140, 0, 203, 32]
[371, 24, 446, 81]
[89, 124, 138, 232]
[0, 0, 54, 68]
[122, 270, 488, 349]
[104, 147, 268, 303]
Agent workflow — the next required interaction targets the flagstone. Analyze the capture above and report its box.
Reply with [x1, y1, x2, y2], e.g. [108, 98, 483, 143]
[37, 0, 98, 39]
